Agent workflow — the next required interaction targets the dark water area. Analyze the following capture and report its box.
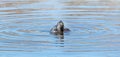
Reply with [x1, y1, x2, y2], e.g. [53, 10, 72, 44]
[0, 0, 120, 57]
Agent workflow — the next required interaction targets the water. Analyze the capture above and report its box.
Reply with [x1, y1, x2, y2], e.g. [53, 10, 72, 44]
[0, 0, 120, 57]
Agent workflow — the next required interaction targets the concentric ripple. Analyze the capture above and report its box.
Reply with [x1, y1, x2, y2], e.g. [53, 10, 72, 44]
[0, 0, 120, 57]
[68, 19, 120, 37]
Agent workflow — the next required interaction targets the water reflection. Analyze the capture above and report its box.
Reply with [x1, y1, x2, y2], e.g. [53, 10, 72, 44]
[0, 0, 120, 57]
[56, 36, 64, 48]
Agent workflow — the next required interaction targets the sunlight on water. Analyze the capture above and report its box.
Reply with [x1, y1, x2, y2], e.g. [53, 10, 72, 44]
[0, 0, 120, 57]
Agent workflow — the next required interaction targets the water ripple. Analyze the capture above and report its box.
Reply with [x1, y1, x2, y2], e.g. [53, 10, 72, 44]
[0, 0, 120, 57]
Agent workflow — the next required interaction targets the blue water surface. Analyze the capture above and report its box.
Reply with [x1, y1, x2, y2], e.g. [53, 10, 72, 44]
[0, 0, 120, 57]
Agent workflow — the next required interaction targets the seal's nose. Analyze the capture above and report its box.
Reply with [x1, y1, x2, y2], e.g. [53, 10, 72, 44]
[59, 20, 63, 23]
[58, 20, 64, 26]
[56, 20, 64, 33]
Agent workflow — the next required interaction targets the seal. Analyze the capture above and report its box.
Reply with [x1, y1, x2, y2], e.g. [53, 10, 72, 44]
[50, 20, 70, 35]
